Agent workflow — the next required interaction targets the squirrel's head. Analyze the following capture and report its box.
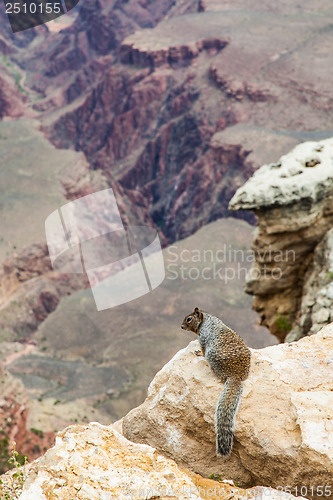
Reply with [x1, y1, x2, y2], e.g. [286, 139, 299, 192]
[181, 307, 204, 334]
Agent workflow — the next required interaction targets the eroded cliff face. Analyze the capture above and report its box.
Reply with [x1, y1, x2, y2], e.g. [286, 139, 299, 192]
[229, 138, 333, 341]
[2, 0, 333, 282]
[8, 0, 333, 243]
[2, 0, 333, 252]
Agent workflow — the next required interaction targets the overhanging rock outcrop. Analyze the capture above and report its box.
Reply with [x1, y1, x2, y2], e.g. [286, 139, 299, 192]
[229, 138, 333, 341]
[123, 323, 333, 499]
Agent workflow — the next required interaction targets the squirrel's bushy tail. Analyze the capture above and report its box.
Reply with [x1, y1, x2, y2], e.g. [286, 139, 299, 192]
[215, 377, 243, 456]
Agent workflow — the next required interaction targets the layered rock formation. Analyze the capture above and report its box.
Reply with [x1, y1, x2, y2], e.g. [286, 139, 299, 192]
[120, 16, 228, 67]
[123, 323, 333, 499]
[0, 422, 306, 499]
[229, 138, 333, 341]
[7, 0, 333, 243]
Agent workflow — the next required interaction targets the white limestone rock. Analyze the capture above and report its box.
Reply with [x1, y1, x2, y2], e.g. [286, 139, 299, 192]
[229, 138, 333, 210]
[123, 324, 333, 500]
[0, 421, 306, 500]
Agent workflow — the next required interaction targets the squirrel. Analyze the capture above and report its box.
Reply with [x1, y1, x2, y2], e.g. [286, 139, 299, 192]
[181, 307, 251, 457]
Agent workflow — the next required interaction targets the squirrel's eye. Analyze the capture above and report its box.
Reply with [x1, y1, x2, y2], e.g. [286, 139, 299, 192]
[186, 316, 192, 323]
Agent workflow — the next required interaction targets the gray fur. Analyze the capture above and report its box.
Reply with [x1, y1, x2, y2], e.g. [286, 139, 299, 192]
[181, 308, 251, 456]
[215, 377, 242, 456]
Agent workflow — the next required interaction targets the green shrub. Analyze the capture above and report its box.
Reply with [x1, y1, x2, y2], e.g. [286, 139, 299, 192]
[275, 314, 292, 333]
[0, 442, 27, 499]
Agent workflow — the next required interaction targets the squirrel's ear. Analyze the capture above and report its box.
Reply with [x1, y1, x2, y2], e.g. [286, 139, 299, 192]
[194, 307, 200, 315]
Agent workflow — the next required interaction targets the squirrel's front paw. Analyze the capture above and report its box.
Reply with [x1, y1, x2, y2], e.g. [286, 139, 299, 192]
[194, 349, 203, 356]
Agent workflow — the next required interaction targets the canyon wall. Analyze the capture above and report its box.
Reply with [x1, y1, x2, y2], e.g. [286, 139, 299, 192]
[229, 138, 333, 341]
[8, 0, 333, 243]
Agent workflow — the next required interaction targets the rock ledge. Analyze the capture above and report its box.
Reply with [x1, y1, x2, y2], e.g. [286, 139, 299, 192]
[123, 323, 333, 499]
